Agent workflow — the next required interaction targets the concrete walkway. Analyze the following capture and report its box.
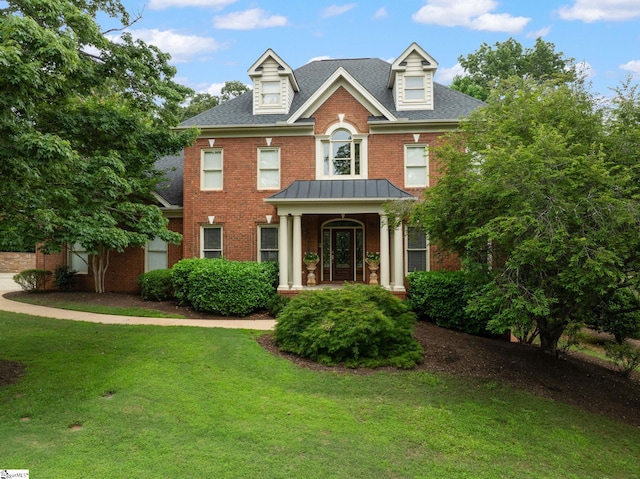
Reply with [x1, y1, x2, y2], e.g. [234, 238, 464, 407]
[0, 273, 275, 330]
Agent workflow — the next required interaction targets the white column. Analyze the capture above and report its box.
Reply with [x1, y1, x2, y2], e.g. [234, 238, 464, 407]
[292, 214, 303, 289]
[379, 213, 390, 289]
[278, 215, 289, 291]
[392, 223, 405, 292]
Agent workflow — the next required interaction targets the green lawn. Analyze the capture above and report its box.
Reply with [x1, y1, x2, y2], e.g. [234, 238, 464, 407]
[1, 311, 638, 479]
[9, 295, 184, 318]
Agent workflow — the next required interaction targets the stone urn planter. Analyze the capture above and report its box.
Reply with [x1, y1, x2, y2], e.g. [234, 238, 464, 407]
[366, 252, 380, 285]
[304, 252, 319, 287]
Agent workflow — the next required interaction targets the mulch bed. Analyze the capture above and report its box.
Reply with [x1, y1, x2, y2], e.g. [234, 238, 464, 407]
[2, 291, 639, 427]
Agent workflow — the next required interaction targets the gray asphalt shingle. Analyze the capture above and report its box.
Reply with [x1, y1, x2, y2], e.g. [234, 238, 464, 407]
[179, 57, 484, 127]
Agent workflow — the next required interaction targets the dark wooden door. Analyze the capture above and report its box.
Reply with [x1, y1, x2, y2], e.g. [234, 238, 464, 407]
[332, 229, 354, 281]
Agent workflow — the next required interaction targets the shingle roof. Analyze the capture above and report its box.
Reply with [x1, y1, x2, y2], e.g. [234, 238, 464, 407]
[266, 179, 416, 201]
[154, 153, 183, 206]
[179, 57, 484, 127]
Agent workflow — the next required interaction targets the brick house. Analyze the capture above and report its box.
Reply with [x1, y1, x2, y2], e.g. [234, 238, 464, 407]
[37, 42, 483, 294]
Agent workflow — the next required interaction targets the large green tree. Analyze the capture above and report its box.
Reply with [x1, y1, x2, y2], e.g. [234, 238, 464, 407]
[0, 0, 198, 292]
[413, 77, 640, 355]
[451, 38, 575, 101]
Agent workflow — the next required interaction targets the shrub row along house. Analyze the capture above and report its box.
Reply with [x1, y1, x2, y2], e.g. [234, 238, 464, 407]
[37, 42, 484, 295]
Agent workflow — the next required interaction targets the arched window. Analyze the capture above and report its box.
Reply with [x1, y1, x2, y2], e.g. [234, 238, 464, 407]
[322, 128, 361, 177]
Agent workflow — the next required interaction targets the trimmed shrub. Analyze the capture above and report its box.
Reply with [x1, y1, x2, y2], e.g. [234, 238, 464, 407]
[274, 285, 424, 369]
[138, 269, 174, 301]
[172, 258, 278, 316]
[13, 269, 52, 292]
[53, 265, 77, 291]
[406, 270, 490, 335]
[266, 294, 290, 317]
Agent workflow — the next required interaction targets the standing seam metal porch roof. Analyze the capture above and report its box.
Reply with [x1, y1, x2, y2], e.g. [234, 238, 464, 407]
[266, 179, 416, 202]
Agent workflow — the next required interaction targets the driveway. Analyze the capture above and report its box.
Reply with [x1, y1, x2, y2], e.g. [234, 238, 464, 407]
[0, 273, 19, 292]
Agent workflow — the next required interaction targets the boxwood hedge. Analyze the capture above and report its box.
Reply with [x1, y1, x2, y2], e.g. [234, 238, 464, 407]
[172, 258, 278, 316]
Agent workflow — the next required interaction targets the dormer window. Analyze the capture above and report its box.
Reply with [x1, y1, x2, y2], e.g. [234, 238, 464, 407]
[388, 42, 438, 111]
[248, 48, 299, 115]
[404, 76, 425, 101]
[261, 81, 281, 106]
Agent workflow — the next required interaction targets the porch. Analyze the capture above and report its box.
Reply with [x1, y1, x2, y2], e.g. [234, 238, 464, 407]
[265, 179, 416, 294]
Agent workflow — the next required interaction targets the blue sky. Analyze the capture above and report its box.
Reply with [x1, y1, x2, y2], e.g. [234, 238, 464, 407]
[104, 0, 640, 98]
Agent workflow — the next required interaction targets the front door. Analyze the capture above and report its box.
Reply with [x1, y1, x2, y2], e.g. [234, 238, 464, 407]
[332, 229, 354, 281]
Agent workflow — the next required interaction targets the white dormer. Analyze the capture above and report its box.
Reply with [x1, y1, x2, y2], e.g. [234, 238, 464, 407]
[248, 49, 299, 115]
[387, 42, 438, 111]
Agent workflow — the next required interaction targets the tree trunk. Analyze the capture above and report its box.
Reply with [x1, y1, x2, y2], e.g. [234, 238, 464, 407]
[91, 244, 110, 293]
[537, 320, 567, 356]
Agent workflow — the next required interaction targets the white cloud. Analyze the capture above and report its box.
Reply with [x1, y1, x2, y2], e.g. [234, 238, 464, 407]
[373, 7, 387, 19]
[213, 8, 288, 29]
[322, 4, 357, 18]
[434, 63, 464, 85]
[620, 60, 640, 75]
[149, 0, 236, 10]
[557, 0, 640, 22]
[527, 25, 552, 38]
[412, 0, 530, 33]
[115, 29, 224, 63]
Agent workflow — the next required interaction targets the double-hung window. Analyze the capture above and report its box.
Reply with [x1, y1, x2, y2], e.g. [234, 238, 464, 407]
[146, 237, 168, 271]
[202, 149, 223, 190]
[202, 227, 222, 258]
[258, 226, 278, 262]
[258, 148, 280, 190]
[404, 76, 425, 101]
[406, 226, 429, 272]
[261, 81, 281, 106]
[69, 243, 89, 274]
[405, 144, 429, 187]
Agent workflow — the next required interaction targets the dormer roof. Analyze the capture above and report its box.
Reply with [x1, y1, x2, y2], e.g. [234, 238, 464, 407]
[387, 42, 438, 89]
[248, 48, 299, 92]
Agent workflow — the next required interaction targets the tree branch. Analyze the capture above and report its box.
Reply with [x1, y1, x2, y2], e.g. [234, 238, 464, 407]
[101, 10, 144, 35]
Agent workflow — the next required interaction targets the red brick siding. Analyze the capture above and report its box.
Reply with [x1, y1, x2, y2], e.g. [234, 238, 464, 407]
[35, 217, 184, 292]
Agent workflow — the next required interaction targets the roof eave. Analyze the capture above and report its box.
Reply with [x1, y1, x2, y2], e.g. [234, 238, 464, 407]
[264, 196, 416, 205]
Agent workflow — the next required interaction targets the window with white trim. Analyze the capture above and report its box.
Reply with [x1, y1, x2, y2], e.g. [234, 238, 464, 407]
[146, 237, 168, 271]
[261, 81, 281, 106]
[404, 76, 425, 101]
[202, 226, 222, 258]
[202, 149, 223, 190]
[258, 225, 278, 262]
[406, 226, 429, 272]
[405, 144, 429, 187]
[258, 148, 280, 190]
[322, 128, 361, 177]
[69, 243, 89, 274]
